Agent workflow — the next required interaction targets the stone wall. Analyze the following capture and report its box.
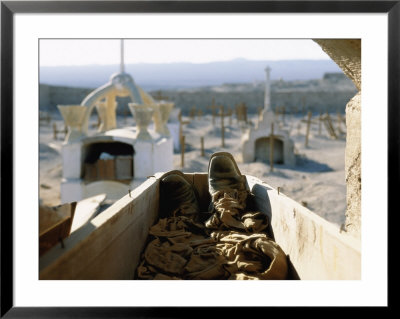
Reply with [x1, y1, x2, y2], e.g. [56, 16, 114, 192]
[40, 76, 356, 117]
[158, 90, 355, 115]
[39, 84, 93, 114]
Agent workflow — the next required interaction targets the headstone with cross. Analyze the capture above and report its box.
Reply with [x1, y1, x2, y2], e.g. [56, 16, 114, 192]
[215, 105, 231, 147]
[269, 122, 275, 172]
[235, 102, 248, 124]
[235, 104, 240, 124]
[321, 112, 338, 139]
[207, 98, 218, 126]
[53, 122, 68, 140]
[178, 110, 190, 150]
[261, 122, 281, 173]
[301, 111, 319, 147]
[152, 90, 169, 101]
[227, 107, 233, 126]
[189, 106, 197, 120]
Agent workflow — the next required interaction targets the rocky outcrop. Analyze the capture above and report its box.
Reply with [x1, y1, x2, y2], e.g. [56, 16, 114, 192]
[344, 92, 361, 236]
[314, 40, 361, 90]
[314, 39, 361, 238]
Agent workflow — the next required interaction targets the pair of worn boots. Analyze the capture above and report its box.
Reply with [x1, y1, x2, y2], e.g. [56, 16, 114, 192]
[147, 151, 288, 280]
[160, 151, 263, 232]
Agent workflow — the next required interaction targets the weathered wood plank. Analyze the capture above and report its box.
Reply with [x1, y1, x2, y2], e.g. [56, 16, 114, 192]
[246, 175, 361, 280]
[39, 177, 159, 279]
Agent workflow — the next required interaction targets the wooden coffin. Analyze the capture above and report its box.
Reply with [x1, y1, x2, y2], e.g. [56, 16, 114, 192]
[39, 172, 361, 280]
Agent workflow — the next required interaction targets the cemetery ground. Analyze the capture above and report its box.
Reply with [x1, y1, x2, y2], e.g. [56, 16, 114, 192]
[39, 110, 347, 229]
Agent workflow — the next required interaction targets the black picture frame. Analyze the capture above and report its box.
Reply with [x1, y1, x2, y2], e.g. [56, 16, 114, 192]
[1, 1, 395, 317]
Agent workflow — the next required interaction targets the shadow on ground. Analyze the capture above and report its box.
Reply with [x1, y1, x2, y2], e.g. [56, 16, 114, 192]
[293, 154, 334, 172]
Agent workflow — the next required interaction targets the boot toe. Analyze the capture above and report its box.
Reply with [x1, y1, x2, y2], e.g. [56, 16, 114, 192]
[160, 173, 200, 217]
[209, 155, 240, 178]
[208, 152, 246, 195]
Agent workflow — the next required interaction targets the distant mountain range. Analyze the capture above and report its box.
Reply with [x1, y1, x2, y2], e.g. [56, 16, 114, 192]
[39, 59, 342, 91]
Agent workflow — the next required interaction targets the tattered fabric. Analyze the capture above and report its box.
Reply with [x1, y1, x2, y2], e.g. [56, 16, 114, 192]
[136, 190, 288, 280]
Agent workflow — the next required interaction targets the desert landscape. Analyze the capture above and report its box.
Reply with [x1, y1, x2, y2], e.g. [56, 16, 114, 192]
[39, 108, 347, 229]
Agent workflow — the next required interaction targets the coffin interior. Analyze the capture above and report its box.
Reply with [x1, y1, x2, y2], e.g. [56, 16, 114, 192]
[39, 172, 360, 280]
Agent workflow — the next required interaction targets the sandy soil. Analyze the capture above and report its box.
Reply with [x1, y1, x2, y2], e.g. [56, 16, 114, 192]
[39, 112, 346, 228]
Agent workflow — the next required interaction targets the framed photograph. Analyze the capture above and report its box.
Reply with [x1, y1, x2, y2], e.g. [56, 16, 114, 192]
[1, 0, 396, 317]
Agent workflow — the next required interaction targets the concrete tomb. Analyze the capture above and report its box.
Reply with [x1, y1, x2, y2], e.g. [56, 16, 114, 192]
[241, 66, 296, 166]
[58, 40, 174, 203]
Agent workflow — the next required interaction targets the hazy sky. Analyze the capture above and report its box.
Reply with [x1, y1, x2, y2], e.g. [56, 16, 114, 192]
[39, 39, 330, 66]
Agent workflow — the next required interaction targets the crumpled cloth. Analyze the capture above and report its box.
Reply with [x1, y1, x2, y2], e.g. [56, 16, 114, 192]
[205, 189, 268, 233]
[136, 216, 229, 280]
[136, 189, 288, 280]
[212, 231, 288, 280]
